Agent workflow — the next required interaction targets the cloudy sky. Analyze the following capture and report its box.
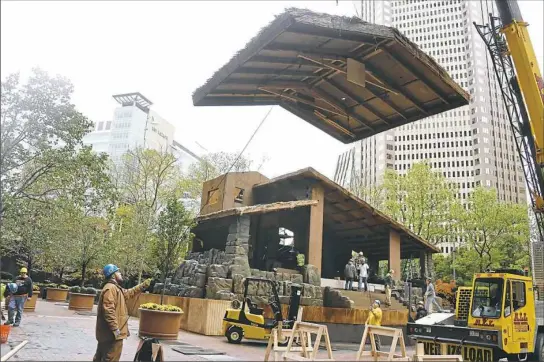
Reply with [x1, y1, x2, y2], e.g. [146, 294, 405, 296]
[2, 0, 543, 179]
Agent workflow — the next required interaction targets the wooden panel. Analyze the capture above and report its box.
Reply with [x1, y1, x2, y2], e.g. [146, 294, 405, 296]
[263, 304, 408, 326]
[127, 294, 231, 336]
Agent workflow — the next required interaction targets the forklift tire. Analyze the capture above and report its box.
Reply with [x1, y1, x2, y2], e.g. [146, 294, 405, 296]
[534, 333, 544, 362]
[226, 326, 243, 344]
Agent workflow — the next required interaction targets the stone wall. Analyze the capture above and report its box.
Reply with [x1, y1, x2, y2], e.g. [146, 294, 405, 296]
[153, 215, 325, 306]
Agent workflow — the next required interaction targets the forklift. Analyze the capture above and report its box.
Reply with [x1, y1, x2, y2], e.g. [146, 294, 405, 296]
[222, 277, 302, 344]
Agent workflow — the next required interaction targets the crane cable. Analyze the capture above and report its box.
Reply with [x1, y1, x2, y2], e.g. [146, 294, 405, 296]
[197, 106, 275, 216]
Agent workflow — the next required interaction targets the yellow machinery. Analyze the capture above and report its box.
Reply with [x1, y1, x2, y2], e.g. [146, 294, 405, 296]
[408, 269, 544, 362]
[222, 277, 302, 344]
[474, 0, 544, 299]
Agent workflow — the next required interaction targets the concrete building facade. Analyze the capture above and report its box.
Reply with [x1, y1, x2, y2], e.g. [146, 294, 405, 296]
[83, 92, 200, 172]
[335, 0, 527, 254]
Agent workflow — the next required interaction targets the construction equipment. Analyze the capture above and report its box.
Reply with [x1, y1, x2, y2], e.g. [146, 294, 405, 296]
[222, 277, 302, 344]
[474, 0, 544, 300]
[407, 269, 544, 361]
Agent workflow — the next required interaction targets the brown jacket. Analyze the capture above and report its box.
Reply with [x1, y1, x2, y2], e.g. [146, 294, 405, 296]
[95, 280, 144, 343]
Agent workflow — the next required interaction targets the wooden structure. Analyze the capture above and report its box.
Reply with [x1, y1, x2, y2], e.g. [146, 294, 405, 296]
[412, 343, 463, 361]
[356, 325, 409, 361]
[265, 308, 311, 361]
[283, 322, 334, 361]
[128, 294, 410, 337]
[252, 168, 440, 278]
[264, 325, 314, 362]
[193, 8, 469, 144]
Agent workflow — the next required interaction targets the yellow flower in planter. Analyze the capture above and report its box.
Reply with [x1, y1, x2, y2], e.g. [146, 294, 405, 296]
[140, 302, 182, 312]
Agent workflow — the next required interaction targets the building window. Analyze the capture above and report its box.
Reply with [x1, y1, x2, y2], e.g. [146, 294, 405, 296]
[97, 122, 104, 131]
[105, 121, 112, 130]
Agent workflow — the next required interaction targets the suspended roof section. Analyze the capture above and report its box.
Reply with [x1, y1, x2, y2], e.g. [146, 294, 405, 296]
[192, 8, 470, 143]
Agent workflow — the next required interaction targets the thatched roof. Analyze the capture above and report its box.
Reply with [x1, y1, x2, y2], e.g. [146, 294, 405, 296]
[193, 8, 469, 143]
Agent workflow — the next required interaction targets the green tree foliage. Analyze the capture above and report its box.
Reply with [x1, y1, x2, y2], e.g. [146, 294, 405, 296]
[153, 198, 195, 303]
[457, 187, 529, 273]
[110, 147, 183, 281]
[354, 163, 460, 244]
[0, 69, 93, 218]
[182, 152, 266, 202]
[350, 162, 531, 282]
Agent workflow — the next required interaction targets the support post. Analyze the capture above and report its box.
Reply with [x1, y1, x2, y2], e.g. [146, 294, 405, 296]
[308, 185, 324, 274]
[419, 251, 427, 279]
[389, 230, 401, 281]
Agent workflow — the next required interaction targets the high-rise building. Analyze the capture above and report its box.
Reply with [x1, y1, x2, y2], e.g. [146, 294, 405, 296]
[335, 0, 526, 254]
[83, 92, 200, 171]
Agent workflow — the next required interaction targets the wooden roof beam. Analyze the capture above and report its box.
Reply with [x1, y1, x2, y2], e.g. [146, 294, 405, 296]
[324, 79, 391, 126]
[381, 48, 450, 105]
[298, 54, 397, 94]
[364, 63, 429, 115]
[310, 87, 375, 131]
[233, 67, 320, 78]
[259, 87, 347, 117]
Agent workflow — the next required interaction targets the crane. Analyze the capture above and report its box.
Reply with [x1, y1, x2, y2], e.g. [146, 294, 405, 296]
[474, 0, 544, 300]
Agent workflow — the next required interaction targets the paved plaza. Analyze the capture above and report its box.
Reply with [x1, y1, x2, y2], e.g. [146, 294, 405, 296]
[1, 300, 412, 361]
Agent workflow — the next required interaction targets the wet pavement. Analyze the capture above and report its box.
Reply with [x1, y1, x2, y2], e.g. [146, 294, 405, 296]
[1, 300, 413, 361]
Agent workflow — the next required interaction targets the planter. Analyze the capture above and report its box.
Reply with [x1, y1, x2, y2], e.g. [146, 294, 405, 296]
[24, 292, 40, 311]
[138, 308, 183, 340]
[4, 293, 39, 311]
[46, 288, 68, 302]
[68, 293, 95, 311]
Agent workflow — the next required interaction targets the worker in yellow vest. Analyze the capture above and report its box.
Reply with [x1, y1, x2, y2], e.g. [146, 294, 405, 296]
[365, 299, 383, 351]
[296, 252, 305, 273]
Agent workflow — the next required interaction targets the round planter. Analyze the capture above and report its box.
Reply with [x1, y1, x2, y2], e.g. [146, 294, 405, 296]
[138, 308, 183, 340]
[46, 288, 68, 302]
[24, 292, 40, 311]
[68, 293, 95, 311]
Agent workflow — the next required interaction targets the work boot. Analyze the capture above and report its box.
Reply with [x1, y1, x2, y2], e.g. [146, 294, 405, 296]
[4, 320, 13, 326]
[13, 323, 20, 327]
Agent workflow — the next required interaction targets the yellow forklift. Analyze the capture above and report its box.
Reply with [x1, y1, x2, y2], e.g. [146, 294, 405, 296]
[222, 277, 302, 344]
[407, 269, 544, 361]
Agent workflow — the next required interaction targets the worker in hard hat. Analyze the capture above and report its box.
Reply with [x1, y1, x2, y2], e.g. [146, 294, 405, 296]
[365, 299, 383, 351]
[94, 264, 152, 362]
[3, 267, 33, 327]
[384, 269, 394, 307]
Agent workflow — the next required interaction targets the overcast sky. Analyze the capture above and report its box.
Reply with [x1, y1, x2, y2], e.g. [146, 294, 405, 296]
[2, 1, 543, 179]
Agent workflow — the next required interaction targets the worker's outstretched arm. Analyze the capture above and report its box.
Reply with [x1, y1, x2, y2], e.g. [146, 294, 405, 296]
[122, 279, 151, 300]
[101, 288, 119, 333]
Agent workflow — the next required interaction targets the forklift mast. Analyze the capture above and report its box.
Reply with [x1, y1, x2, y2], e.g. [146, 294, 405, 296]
[287, 283, 303, 322]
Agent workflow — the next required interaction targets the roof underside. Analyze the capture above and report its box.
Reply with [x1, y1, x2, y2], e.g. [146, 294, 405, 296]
[254, 167, 441, 256]
[192, 8, 470, 143]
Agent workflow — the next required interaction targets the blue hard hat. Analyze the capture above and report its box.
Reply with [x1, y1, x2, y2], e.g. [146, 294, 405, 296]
[7, 282, 18, 293]
[103, 264, 119, 279]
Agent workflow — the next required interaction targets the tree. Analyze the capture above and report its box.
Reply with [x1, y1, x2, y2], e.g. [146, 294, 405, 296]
[153, 198, 195, 303]
[182, 151, 267, 203]
[111, 147, 182, 282]
[457, 187, 529, 273]
[353, 163, 461, 244]
[1, 199, 57, 275]
[0, 69, 93, 218]
[31, 147, 117, 285]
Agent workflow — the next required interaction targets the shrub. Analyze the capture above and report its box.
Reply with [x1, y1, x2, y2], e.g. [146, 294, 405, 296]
[33, 284, 41, 291]
[140, 303, 182, 312]
[70, 286, 81, 293]
[0, 272, 13, 280]
[58, 284, 69, 290]
[84, 287, 97, 295]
